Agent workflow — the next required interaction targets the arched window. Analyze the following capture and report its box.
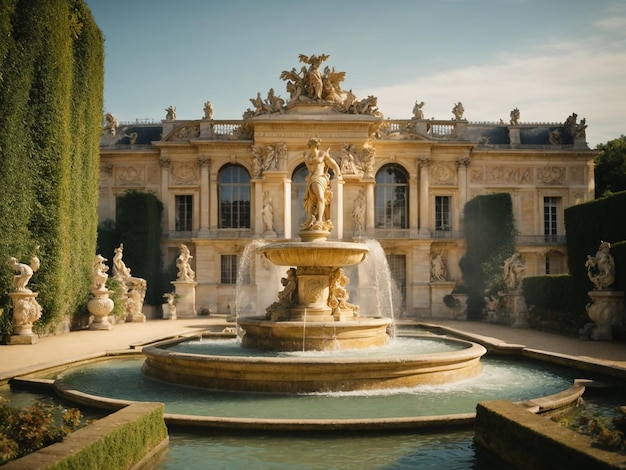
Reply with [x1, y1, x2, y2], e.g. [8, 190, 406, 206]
[375, 164, 408, 229]
[218, 164, 250, 229]
[291, 164, 308, 235]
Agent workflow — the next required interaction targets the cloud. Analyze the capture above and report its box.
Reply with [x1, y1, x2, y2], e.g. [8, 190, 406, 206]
[361, 44, 625, 147]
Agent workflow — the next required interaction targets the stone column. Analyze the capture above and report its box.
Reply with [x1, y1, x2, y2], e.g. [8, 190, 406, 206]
[456, 157, 470, 210]
[159, 158, 170, 233]
[254, 180, 264, 236]
[209, 172, 218, 231]
[283, 178, 292, 239]
[418, 157, 432, 237]
[330, 177, 344, 239]
[409, 173, 419, 238]
[365, 182, 375, 237]
[587, 160, 595, 200]
[198, 158, 211, 237]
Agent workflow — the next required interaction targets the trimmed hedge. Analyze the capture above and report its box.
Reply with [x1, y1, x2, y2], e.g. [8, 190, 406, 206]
[564, 191, 626, 315]
[0, 0, 103, 334]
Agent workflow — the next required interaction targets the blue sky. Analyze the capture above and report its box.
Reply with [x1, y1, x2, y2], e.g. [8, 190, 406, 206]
[86, 0, 626, 147]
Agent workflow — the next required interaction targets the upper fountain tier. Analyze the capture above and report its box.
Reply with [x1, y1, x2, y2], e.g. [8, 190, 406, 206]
[259, 241, 368, 267]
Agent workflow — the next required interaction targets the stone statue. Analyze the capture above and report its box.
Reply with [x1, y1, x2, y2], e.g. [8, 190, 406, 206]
[163, 292, 177, 319]
[92, 254, 109, 292]
[510, 108, 520, 125]
[340, 144, 360, 175]
[503, 252, 525, 290]
[586, 241, 615, 290]
[329, 267, 359, 317]
[431, 251, 447, 282]
[301, 138, 342, 232]
[575, 118, 587, 141]
[176, 244, 195, 282]
[124, 132, 138, 145]
[7, 256, 40, 292]
[261, 191, 274, 233]
[266, 268, 298, 317]
[251, 145, 263, 177]
[452, 102, 465, 120]
[203, 101, 214, 120]
[412, 101, 425, 120]
[103, 113, 119, 136]
[113, 244, 132, 280]
[165, 106, 176, 120]
[352, 189, 365, 233]
[112, 243, 147, 320]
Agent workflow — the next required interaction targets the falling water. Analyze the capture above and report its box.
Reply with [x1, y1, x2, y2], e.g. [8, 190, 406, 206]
[234, 239, 274, 343]
[361, 239, 398, 337]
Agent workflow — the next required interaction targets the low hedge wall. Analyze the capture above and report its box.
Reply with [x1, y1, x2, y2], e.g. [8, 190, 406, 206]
[3, 402, 168, 469]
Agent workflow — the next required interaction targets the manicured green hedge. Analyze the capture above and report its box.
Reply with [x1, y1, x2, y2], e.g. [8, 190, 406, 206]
[564, 191, 626, 315]
[459, 193, 516, 320]
[0, 1, 103, 334]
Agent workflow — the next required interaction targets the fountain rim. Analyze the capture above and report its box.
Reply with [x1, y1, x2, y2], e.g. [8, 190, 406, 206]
[47, 357, 585, 432]
[141, 333, 487, 365]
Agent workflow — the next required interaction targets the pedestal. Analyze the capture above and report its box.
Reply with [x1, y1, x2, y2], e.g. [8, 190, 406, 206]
[171, 281, 197, 318]
[7, 291, 42, 344]
[587, 290, 624, 341]
[430, 282, 456, 319]
[503, 291, 528, 328]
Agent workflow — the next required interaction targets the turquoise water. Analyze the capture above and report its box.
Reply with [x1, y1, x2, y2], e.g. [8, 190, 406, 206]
[57, 356, 577, 419]
[158, 429, 513, 470]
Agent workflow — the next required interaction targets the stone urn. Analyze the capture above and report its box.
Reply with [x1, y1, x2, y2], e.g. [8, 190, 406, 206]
[586, 290, 624, 340]
[88, 289, 114, 330]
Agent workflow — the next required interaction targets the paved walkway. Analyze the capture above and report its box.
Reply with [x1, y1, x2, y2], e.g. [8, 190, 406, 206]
[1, 316, 626, 382]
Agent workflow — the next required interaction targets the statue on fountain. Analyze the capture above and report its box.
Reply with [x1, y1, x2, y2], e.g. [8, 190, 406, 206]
[300, 137, 342, 234]
[265, 268, 298, 317]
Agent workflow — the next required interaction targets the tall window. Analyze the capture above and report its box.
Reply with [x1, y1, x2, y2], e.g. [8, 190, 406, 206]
[221, 254, 238, 284]
[291, 164, 308, 235]
[175, 195, 193, 231]
[543, 197, 559, 242]
[219, 165, 250, 229]
[435, 196, 451, 231]
[375, 164, 408, 229]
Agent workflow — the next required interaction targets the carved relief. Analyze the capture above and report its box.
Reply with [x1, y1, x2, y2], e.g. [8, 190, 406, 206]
[169, 123, 200, 141]
[116, 166, 143, 186]
[569, 166, 584, 184]
[430, 162, 457, 185]
[146, 166, 160, 185]
[470, 166, 484, 183]
[171, 162, 199, 185]
[482, 165, 534, 184]
[538, 166, 566, 185]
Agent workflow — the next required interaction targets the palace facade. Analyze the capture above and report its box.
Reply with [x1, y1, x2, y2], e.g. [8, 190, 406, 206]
[99, 55, 596, 318]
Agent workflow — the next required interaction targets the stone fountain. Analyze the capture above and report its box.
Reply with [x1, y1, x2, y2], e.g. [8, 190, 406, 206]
[142, 138, 486, 392]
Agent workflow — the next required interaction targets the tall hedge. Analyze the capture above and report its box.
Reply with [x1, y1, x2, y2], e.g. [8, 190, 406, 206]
[564, 190, 626, 313]
[459, 193, 516, 320]
[0, 0, 103, 334]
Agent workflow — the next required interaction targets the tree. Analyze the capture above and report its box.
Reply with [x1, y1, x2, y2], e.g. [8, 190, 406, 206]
[459, 193, 516, 320]
[595, 135, 626, 198]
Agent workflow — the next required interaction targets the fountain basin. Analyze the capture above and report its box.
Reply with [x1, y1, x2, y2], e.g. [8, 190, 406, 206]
[141, 335, 487, 394]
[238, 316, 391, 351]
[258, 241, 368, 267]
